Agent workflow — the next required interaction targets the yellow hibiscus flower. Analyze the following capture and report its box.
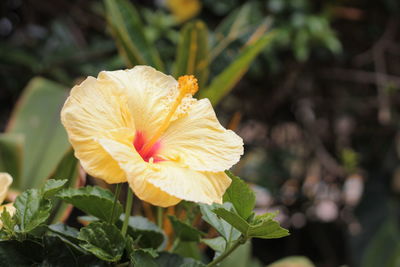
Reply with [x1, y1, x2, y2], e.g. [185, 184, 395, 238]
[61, 66, 243, 207]
[0, 173, 15, 227]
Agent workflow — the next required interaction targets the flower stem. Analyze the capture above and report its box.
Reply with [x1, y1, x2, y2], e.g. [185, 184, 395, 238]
[157, 207, 163, 228]
[109, 183, 122, 224]
[206, 236, 247, 267]
[170, 237, 181, 252]
[121, 187, 133, 236]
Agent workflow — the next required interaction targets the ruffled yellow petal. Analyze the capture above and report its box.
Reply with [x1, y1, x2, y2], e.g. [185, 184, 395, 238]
[61, 76, 135, 183]
[98, 138, 230, 205]
[0, 173, 12, 204]
[98, 66, 179, 136]
[146, 162, 231, 205]
[160, 98, 244, 172]
[97, 138, 181, 207]
[129, 176, 181, 208]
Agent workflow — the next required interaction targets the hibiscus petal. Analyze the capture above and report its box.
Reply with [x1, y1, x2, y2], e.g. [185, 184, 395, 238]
[98, 66, 178, 136]
[160, 98, 244, 172]
[130, 177, 181, 207]
[0, 173, 12, 204]
[98, 137, 231, 205]
[97, 138, 181, 207]
[61, 76, 135, 183]
[146, 163, 232, 205]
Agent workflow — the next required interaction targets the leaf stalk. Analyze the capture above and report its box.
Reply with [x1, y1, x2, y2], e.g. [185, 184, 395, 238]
[121, 187, 133, 236]
[206, 235, 247, 267]
[109, 183, 122, 224]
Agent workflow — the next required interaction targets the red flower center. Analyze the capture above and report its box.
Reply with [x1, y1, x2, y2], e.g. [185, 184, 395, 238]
[133, 131, 163, 163]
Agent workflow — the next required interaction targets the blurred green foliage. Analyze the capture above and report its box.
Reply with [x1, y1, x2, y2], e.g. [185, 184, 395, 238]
[267, 0, 341, 61]
[361, 217, 400, 267]
[3, 78, 70, 190]
[0, 77, 80, 223]
[267, 256, 315, 267]
[340, 148, 360, 175]
[105, 0, 277, 106]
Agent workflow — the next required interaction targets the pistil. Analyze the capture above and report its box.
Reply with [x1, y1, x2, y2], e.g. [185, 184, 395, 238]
[139, 75, 198, 156]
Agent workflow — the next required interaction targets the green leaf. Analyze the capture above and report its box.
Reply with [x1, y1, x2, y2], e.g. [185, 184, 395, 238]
[361, 218, 400, 267]
[86, 214, 166, 249]
[210, 2, 265, 66]
[214, 2, 260, 42]
[76, 254, 111, 266]
[130, 249, 158, 267]
[213, 208, 249, 234]
[130, 249, 205, 267]
[253, 211, 277, 223]
[174, 20, 209, 88]
[48, 223, 79, 239]
[156, 252, 205, 267]
[104, 0, 164, 70]
[47, 149, 80, 223]
[173, 241, 202, 261]
[56, 186, 123, 223]
[201, 237, 226, 253]
[0, 208, 14, 231]
[0, 133, 23, 186]
[41, 179, 68, 199]
[42, 236, 79, 266]
[14, 189, 51, 233]
[223, 171, 255, 220]
[267, 256, 315, 267]
[78, 222, 125, 262]
[0, 240, 43, 265]
[0, 208, 16, 239]
[120, 215, 165, 249]
[213, 209, 289, 239]
[199, 33, 275, 106]
[248, 217, 290, 239]
[48, 149, 79, 182]
[168, 215, 204, 242]
[5, 77, 71, 191]
[47, 223, 84, 253]
[199, 203, 241, 243]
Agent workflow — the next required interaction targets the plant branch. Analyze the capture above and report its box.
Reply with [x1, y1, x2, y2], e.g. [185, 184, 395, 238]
[109, 183, 122, 224]
[296, 98, 345, 177]
[206, 236, 247, 267]
[170, 237, 181, 252]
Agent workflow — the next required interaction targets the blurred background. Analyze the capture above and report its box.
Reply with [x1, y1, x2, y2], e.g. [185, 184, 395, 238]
[1, 0, 400, 266]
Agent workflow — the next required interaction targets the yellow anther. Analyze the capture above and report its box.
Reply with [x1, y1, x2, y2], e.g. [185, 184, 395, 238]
[140, 75, 199, 156]
[178, 75, 198, 95]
